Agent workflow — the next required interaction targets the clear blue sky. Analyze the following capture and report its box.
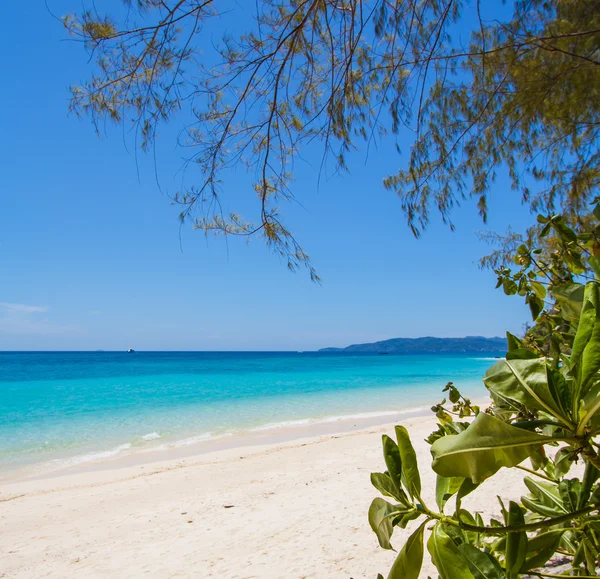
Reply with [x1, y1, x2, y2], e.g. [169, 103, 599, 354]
[0, 1, 532, 351]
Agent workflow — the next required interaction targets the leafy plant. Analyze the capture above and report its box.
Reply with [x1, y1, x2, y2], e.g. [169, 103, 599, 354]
[369, 208, 600, 577]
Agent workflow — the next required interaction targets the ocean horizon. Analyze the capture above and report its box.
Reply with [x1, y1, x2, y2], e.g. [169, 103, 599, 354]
[1, 351, 501, 476]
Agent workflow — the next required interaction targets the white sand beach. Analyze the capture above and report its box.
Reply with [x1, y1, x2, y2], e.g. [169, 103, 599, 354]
[0, 415, 530, 578]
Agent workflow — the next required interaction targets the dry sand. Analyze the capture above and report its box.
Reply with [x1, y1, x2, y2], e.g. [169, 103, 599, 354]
[0, 415, 530, 578]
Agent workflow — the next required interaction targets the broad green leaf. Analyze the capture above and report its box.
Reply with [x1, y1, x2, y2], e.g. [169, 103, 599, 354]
[395, 425, 421, 500]
[427, 523, 474, 579]
[523, 477, 566, 513]
[483, 358, 571, 426]
[589, 485, 600, 506]
[435, 474, 464, 512]
[455, 477, 479, 511]
[547, 368, 572, 422]
[551, 282, 585, 323]
[521, 495, 565, 518]
[583, 539, 598, 574]
[521, 530, 565, 572]
[505, 332, 539, 360]
[529, 446, 549, 471]
[551, 219, 577, 243]
[588, 254, 600, 278]
[382, 435, 403, 498]
[506, 331, 523, 352]
[554, 447, 576, 478]
[368, 498, 402, 550]
[387, 521, 426, 579]
[505, 502, 527, 578]
[506, 348, 539, 360]
[456, 509, 480, 545]
[559, 478, 582, 512]
[431, 413, 553, 483]
[571, 283, 600, 411]
[564, 251, 586, 275]
[560, 531, 578, 555]
[530, 281, 547, 300]
[528, 295, 543, 320]
[371, 472, 403, 502]
[458, 544, 503, 579]
[578, 380, 600, 431]
[579, 463, 600, 508]
[503, 278, 518, 295]
[392, 509, 420, 529]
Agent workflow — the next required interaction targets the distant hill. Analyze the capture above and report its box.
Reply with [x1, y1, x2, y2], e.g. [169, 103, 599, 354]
[318, 336, 507, 354]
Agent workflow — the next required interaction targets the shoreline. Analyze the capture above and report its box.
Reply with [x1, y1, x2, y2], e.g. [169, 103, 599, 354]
[0, 408, 531, 579]
[1, 397, 490, 484]
[0, 404, 435, 483]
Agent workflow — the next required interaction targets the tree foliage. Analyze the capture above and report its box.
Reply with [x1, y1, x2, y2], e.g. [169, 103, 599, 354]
[370, 206, 600, 577]
[63, 0, 600, 276]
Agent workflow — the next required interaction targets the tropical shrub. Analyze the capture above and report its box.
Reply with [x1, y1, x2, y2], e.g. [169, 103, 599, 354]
[369, 209, 600, 578]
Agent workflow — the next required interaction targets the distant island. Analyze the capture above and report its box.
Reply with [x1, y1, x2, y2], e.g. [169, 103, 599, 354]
[318, 336, 507, 354]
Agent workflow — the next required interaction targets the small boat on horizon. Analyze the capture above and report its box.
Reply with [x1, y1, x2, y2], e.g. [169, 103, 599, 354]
[127, 348, 135, 353]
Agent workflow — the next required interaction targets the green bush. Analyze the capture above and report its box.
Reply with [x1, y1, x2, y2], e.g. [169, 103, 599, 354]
[370, 210, 600, 578]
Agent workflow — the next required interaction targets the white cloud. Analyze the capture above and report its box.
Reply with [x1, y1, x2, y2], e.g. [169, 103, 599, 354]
[0, 302, 49, 315]
[0, 302, 77, 335]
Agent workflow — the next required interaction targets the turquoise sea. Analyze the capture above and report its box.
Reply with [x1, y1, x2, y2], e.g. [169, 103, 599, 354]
[0, 351, 501, 474]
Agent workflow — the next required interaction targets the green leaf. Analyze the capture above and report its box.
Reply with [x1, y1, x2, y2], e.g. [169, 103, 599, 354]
[502, 278, 518, 295]
[530, 281, 547, 300]
[395, 425, 421, 500]
[506, 331, 539, 360]
[368, 498, 403, 550]
[483, 358, 571, 426]
[554, 447, 576, 478]
[458, 544, 503, 579]
[551, 220, 577, 243]
[455, 509, 480, 545]
[547, 368, 572, 422]
[578, 380, 600, 431]
[588, 254, 600, 278]
[579, 463, 600, 508]
[505, 348, 540, 360]
[551, 282, 585, 323]
[521, 495, 565, 518]
[431, 412, 554, 483]
[392, 509, 421, 529]
[583, 538, 598, 574]
[521, 530, 565, 572]
[523, 477, 566, 513]
[505, 501, 527, 578]
[528, 295, 543, 320]
[371, 472, 403, 502]
[382, 435, 404, 499]
[387, 521, 427, 579]
[427, 523, 474, 579]
[455, 477, 480, 512]
[539, 222, 551, 237]
[564, 250, 586, 275]
[506, 332, 523, 351]
[529, 446, 549, 471]
[559, 478, 582, 512]
[570, 282, 600, 407]
[436, 475, 464, 512]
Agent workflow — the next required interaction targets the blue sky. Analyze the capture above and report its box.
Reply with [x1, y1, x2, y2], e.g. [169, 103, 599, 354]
[0, 1, 533, 351]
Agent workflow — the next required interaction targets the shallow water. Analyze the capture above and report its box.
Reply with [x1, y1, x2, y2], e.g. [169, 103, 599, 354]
[0, 351, 500, 472]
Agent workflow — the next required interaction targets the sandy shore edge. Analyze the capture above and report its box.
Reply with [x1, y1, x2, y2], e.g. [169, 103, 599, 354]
[0, 407, 537, 578]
